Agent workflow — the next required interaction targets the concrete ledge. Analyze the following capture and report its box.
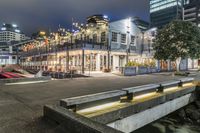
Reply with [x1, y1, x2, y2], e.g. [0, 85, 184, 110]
[44, 105, 123, 133]
[90, 86, 196, 124]
[108, 93, 196, 132]
[122, 84, 160, 96]
[160, 80, 181, 88]
[0, 76, 51, 85]
[60, 90, 126, 111]
[179, 77, 194, 83]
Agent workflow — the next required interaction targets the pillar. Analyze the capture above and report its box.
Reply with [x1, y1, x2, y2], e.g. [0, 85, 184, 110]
[156, 60, 160, 71]
[167, 60, 171, 71]
[96, 54, 101, 71]
[82, 49, 85, 74]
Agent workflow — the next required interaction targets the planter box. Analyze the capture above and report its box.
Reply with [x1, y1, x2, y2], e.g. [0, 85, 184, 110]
[120, 67, 136, 76]
[149, 67, 158, 73]
[137, 66, 149, 74]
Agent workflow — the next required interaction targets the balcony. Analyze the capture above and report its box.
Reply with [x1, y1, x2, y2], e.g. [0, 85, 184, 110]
[20, 40, 108, 57]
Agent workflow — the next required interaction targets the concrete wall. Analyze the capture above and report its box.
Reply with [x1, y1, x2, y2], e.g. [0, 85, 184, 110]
[0, 76, 51, 85]
[107, 93, 195, 133]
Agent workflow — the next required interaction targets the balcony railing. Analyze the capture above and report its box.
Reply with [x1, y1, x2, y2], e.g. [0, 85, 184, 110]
[20, 41, 108, 57]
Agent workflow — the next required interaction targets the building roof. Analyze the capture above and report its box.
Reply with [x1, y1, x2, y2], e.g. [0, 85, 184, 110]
[0, 23, 21, 33]
[87, 14, 109, 24]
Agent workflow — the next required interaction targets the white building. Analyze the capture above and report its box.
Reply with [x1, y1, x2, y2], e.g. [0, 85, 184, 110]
[20, 15, 199, 72]
[0, 23, 29, 42]
[0, 23, 30, 66]
[20, 16, 155, 72]
[183, 0, 200, 27]
[0, 43, 17, 65]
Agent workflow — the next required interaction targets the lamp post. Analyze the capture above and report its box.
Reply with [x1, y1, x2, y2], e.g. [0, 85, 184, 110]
[126, 17, 131, 64]
[141, 31, 145, 56]
[107, 28, 111, 71]
[75, 22, 86, 74]
[105, 17, 110, 71]
[39, 41, 42, 71]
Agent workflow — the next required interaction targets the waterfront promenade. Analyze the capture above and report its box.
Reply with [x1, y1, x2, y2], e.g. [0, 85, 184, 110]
[0, 73, 185, 133]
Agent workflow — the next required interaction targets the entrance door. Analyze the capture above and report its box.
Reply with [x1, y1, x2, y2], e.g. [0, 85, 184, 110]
[119, 55, 125, 67]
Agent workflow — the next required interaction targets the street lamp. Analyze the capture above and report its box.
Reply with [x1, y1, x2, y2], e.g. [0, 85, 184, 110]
[126, 17, 131, 64]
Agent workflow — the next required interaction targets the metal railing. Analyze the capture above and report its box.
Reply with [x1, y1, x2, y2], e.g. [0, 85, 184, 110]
[59, 77, 194, 112]
[20, 42, 108, 57]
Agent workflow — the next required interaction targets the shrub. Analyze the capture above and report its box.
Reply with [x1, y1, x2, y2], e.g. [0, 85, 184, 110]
[149, 61, 156, 67]
[126, 60, 156, 67]
[125, 61, 138, 67]
[175, 71, 188, 76]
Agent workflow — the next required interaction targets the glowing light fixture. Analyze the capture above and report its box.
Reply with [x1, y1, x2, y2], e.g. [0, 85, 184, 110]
[78, 102, 119, 114]
[126, 17, 131, 28]
[39, 31, 46, 35]
[1, 27, 6, 31]
[15, 29, 20, 33]
[12, 24, 17, 28]
[103, 15, 108, 19]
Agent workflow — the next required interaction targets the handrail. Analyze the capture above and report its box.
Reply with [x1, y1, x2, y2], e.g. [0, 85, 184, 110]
[60, 78, 194, 112]
[60, 90, 126, 111]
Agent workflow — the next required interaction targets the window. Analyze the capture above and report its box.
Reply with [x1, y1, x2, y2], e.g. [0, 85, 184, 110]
[93, 34, 97, 43]
[131, 35, 135, 45]
[101, 32, 106, 42]
[86, 36, 90, 42]
[111, 32, 118, 42]
[12, 56, 16, 60]
[121, 34, 126, 43]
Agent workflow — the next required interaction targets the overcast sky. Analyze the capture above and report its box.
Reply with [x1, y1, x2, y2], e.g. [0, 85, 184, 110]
[0, 0, 149, 35]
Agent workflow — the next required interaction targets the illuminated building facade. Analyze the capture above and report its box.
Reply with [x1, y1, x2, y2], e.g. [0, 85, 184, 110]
[0, 23, 30, 65]
[150, 0, 184, 28]
[0, 23, 29, 42]
[184, 0, 200, 27]
[20, 16, 155, 73]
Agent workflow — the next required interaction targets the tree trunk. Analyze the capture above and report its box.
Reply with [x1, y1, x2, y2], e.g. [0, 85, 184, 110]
[176, 57, 182, 72]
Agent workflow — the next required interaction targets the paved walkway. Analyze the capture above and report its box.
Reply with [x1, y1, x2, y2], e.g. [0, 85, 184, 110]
[83, 71, 120, 77]
[0, 74, 186, 133]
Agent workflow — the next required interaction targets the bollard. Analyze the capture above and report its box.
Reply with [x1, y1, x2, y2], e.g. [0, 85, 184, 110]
[178, 81, 183, 87]
[120, 92, 133, 103]
[157, 85, 164, 93]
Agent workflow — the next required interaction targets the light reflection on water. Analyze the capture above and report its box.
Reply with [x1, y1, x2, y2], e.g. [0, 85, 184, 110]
[132, 117, 200, 133]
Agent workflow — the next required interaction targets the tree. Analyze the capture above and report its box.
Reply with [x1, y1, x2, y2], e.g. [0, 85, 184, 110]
[153, 20, 200, 71]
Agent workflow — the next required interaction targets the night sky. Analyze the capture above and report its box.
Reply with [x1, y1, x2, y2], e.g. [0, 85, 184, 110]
[0, 0, 149, 35]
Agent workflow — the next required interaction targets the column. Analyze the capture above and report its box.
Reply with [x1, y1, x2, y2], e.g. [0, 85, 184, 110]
[81, 49, 85, 74]
[167, 60, 171, 71]
[96, 54, 101, 71]
[156, 60, 160, 71]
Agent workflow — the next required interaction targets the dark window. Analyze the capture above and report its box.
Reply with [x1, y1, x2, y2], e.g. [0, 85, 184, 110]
[112, 32, 118, 42]
[93, 34, 97, 43]
[101, 32, 106, 42]
[121, 34, 126, 43]
[131, 35, 135, 45]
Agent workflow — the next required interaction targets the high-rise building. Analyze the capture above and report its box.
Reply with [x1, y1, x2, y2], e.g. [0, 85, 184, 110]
[0, 23, 30, 65]
[150, 0, 184, 28]
[87, 14, 109, 25]
[0, 23, 29, 42]
[183, 0, 200, 27]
